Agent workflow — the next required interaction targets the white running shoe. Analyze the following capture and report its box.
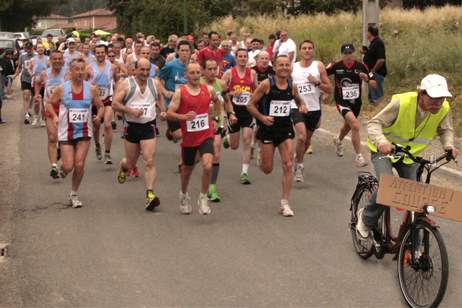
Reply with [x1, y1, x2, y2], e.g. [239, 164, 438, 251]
[356, 208, 370, 238]
[294, 165, 304, 183]
[280, 200, 294, 217]
[333, 137, 344, 157]
[31, 117, 38, 126]
[198, 193, 211, 215]
[179, 191, 192, 215]
[355, 153, 368, 168]
[40, 119, 46, 127]
[104, 153, 113, 165]
[69, 193, 83, 208]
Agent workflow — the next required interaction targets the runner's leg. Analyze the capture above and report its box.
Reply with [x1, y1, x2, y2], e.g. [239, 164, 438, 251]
[71, 140, 90, 192]
[103, 106, 113, 154]
[278, 139, 294, 201]
[45, 116, 58, 165]
[295, 122, 307, 164]
[201, 153, 213, 195]
[140, 138, 157, 191]
[259, 142, 275, 174]
[344, 112, 361, 155]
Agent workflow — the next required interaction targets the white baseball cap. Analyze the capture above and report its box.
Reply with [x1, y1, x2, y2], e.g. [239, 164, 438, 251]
[419, 74, 452, 98]
[67, 37, 76, 44]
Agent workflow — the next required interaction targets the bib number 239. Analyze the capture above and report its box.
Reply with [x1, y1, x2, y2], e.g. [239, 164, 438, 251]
[69, 108, 89, 123]
[187, 113, 209, 132]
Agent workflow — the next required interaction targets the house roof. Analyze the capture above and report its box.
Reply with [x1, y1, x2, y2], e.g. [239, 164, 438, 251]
[41, 14, 68, 20]
[71, 8, 114, 19]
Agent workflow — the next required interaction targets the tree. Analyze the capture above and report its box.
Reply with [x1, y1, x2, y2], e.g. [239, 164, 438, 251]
[0, 0, 62, 31]
[290, 0, 362, 15]
[403, 0, 462, 8]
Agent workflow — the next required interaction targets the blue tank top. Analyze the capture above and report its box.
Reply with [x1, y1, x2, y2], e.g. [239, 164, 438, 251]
[91, 60, 113, 99]
[33, 55, 49, 77]
[44, 67, 66, 100]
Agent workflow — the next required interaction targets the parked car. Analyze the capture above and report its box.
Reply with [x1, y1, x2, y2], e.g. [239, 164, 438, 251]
[41, 28, 65, 43]
[0, 32, 15, 39]
[0, 38, 15, 55]
[13, 32, 30, 40]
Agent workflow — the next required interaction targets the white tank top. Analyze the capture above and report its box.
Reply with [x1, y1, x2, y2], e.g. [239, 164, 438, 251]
[123, 77, 158, 124]
[292, 61, 322, 111]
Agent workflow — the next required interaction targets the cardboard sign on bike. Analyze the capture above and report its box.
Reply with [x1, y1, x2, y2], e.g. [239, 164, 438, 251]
[377, 175, 462, 222]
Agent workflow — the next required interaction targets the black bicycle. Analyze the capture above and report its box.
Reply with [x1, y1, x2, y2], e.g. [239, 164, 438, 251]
[350, 144, 456, 308]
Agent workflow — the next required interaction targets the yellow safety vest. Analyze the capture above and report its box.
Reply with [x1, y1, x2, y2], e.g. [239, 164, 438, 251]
[368, 92, 450, 164]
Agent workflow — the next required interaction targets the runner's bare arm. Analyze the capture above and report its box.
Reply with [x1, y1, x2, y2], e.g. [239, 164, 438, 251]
[154, 79, 167, 115]
[90, 85, 104, 124]
[318, 62, 332, 95]
[34, 71, 46, 99]
[251, 69, 258, 90]
[208, 85, 221, 120]
[112, 64, 119, 83]
[47, 85, 64, 120]
[85, 65, 93, 81]
[293, 87, 307, 113]
[167, 89, 195, 121]
[247, 79, 269, 121]
[27, 59, 34, 77]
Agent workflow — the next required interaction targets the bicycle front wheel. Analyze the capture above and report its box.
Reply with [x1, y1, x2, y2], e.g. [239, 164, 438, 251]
[397, 221, 449, 308]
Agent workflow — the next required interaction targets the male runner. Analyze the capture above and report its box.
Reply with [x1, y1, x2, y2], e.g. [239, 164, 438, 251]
[81, 43, 96, 64]
[197, 31, 225, 77]
[222, 48, 258, 184]
[326, 43, 376, 167]
[47, 58, 104, 207]
[292, 40, 332, 182]
[86, 44, 118, 164]
[113, 58, 166, 211]
[13, 41, 35, 124]
[201, 59, 226, 202]
[158, 40, 191, 142]
[247, 55, 305, 217]
[29, 43, 49, 126]
[36, 50, 66, 178]
[63, 38, 81, 71]
[167, 63, 221, 215]
[126, 40, 143, 66]
[140, 46, 158, 78]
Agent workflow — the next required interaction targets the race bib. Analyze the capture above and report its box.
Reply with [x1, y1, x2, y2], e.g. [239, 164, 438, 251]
[131, 102, 154, 118]
[232, 92, 251, 106]
[269, 100, 291, 117]
[297, 82, 315, 95]
[46, 85, 57, 98]
[69, 108, 89, 123]
[98, 86, 110, 99]
[342, 85, 360, 100]
[186, 113, 209, 132]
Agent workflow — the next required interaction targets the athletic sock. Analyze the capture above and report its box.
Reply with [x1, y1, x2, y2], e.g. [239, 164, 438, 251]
[211, 163, 220, 185]
[105, 150, 110, 154]
[242, 163, 249, 174]
[296, 163, 304, 169]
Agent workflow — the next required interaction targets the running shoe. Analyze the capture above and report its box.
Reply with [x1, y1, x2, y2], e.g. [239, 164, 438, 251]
[40, 119, 46, 127]
[145, 191, 160, 211]
[333, 137, 344, 157]
[95, 143, 103, 160]
[117, 167, 128, 184]
[306, 145, 313, 155]
[198, 193, 211, 215]
[294, 165, 304, 183]
[50, 165, 59, 179]
[104, 153, 113, 165]
[111, 121, 117, 130]
[207, 184, 221, 202]
[69, 192, 83, 208]
[31, 117, 38, 126]
[280, 200, 294, 217]
[355, 153, 368, 168]
[24, 113, 30, 125]
[223, 135, 230, 149]
[59, 166, 67, 179]
[179, 191, 192, 215]
[0, 119, 6, 124]
[240, 173, 251, 185]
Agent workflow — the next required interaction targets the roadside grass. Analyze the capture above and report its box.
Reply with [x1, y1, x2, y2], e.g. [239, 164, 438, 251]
[205, 6, 462, 137]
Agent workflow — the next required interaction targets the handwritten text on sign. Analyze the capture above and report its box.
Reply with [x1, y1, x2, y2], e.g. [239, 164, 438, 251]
[377, 175, 462, 222]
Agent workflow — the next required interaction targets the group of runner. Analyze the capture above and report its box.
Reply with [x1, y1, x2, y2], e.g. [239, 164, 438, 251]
[11, 29, 382, 217]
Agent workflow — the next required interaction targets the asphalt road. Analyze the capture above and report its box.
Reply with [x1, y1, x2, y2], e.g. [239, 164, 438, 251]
[1, 89, 462, 308]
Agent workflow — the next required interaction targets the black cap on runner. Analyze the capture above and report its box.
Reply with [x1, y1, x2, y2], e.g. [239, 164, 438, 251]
[341, 43, 355, 54]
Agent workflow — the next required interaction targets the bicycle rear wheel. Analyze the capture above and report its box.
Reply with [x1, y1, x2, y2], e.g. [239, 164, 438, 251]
[397, 221, 448, 308]
[350, 184, 375, 259]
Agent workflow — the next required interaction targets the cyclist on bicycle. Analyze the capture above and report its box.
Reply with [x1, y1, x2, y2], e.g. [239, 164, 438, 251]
[357, 74, 460, 238]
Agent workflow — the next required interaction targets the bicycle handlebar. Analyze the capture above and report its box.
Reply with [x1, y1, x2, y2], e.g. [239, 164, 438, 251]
[391, 143, 456, 166]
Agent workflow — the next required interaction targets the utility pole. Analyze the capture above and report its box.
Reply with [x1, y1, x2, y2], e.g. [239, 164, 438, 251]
[362, 0, 380, 46]
[182, 0, 187, 34]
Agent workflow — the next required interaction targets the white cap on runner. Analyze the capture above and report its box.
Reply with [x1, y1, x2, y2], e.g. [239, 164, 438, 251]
[419, 74, 452, 98]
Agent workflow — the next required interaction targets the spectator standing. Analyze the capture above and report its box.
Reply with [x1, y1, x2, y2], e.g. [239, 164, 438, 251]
[266, 34, 276, 60]
[363, 25, 387, 105]
[272, 30, 297, 64]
